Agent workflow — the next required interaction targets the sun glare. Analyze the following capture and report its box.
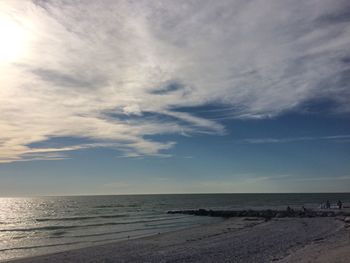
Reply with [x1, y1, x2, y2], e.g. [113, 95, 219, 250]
[0, 16, 28, 63]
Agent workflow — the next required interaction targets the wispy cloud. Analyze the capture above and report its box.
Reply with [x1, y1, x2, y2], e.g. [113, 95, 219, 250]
[291, 175, 350, 182]
[1, 0, 350, 162]
[242, 134, 350, 144]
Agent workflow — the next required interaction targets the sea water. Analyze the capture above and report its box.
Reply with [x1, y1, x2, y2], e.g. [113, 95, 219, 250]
[0, 193, 349, 261]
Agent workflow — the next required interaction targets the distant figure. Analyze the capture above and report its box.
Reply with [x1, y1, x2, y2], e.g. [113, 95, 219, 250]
[302, 206, 307, 212]
[326, 200, 331, 209]
[287, 206, 293, 214]
[337, 200, 343, 210]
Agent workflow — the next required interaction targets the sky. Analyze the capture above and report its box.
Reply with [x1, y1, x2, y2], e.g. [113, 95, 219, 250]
[0, 0, 349, 196]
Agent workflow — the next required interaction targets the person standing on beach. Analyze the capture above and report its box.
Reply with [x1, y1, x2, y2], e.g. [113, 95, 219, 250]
[337, 200, 343, 210]
[326, 200, 331, 209]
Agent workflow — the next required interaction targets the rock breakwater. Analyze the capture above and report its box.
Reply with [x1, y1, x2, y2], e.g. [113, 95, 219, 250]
[168, 208, 350, 220]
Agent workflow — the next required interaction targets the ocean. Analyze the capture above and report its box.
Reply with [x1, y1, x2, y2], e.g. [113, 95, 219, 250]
[1, 193, 350, 262]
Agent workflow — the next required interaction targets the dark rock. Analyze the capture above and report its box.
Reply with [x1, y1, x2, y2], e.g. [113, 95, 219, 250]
[167, 208, 346, 219]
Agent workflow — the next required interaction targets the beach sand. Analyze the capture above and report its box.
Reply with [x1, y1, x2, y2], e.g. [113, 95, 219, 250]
[6, 214, 350, 263]
[279, 217, 350, 263]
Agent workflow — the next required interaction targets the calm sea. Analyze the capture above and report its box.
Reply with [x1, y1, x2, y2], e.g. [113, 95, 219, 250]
[1, 193, 350, 261]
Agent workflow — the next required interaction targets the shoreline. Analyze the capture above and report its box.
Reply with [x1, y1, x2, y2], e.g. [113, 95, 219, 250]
[5, 214, 350, 263]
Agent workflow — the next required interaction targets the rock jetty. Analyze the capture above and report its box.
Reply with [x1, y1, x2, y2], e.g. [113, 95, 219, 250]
[167, 208, 349, 220]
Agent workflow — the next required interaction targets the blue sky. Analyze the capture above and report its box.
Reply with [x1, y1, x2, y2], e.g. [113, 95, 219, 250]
[1, 109, 349, 195]
[0, 0, 350, 195]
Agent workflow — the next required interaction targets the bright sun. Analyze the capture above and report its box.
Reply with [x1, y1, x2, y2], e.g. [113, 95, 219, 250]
[0, 16, 28, 63]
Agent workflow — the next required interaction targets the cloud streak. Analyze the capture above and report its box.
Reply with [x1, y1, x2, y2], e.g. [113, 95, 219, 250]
[0, 0, 350, 162]
[242, 134, 350, 144]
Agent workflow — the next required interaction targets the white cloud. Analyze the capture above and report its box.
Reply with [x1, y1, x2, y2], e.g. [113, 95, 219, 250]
[242, 134, 350, 144]
[0, 0, 350, 162]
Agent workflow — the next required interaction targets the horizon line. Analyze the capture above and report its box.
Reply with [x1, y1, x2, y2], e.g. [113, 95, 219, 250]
[1, 192, 350, 198]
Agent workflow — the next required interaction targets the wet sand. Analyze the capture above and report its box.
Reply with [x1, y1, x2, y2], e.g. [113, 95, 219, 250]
[6, 215, 349, 263]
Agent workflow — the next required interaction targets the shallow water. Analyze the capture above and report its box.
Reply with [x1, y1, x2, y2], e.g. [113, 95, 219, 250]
[0, 193, 349, 261]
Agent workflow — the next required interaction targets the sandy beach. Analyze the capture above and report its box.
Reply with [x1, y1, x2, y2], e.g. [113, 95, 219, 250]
[279, 217, 350, 263]
[6, 212, 350, 263]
